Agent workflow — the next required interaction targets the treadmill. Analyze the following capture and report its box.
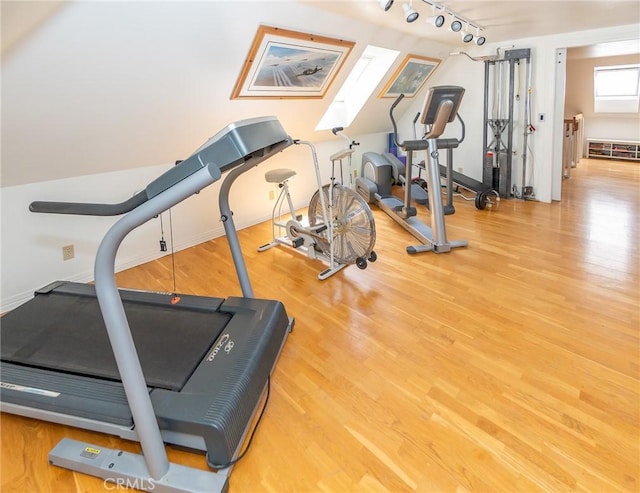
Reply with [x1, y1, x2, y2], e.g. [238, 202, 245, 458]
[0, 116, 293, 492]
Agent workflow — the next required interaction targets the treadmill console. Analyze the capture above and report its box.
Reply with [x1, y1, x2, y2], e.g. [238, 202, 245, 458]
[29, 116, 292, 215]
[146, 116, 291, 199]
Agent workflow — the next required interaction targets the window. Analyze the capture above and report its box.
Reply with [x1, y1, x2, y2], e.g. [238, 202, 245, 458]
[594, 64, 640, 113]
[316, 45, 399, 130]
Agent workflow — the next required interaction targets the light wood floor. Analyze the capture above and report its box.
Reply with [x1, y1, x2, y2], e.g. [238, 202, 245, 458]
[2, 158, 639, 492]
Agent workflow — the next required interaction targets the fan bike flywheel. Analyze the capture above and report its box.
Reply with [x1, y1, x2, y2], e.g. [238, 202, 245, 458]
[308, 184, 376, 265]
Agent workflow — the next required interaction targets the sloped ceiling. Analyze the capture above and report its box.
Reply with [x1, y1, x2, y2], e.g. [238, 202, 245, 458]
[2, 1, 639, 187]
[1, 1, 455, 187]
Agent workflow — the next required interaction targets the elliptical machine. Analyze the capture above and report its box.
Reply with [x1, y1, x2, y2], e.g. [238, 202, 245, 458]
[258, 128, 377, 279]
[355, 85, 468, 254]
[415, 112, 499, 214]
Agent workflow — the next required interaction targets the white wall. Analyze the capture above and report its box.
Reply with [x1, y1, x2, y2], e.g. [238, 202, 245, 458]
[0, 131, 387, 311]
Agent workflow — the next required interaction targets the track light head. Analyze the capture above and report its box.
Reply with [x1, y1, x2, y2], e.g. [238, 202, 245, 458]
[402, 2, 419, 22]
[475, 35, 486, 46]
[460, 24, 473, 43]
[379, 0, 394, 11]
[426, 14, 445, 28]
[449, 19, 462, 32]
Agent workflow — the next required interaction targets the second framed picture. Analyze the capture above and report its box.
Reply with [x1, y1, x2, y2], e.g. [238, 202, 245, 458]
[380, 54, 441, 98]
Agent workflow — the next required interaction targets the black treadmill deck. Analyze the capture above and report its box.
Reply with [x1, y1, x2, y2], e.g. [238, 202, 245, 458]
[1, 280, 292, 466]
[1, 281, 230, 391]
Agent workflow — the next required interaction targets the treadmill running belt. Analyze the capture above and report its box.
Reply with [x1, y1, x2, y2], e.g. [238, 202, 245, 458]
[1, 288, 231, 391]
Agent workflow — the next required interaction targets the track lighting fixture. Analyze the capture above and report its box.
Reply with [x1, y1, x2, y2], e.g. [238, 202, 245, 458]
[420, 1, 487, 43]
[403, 1, 419, 22]
[425, 4, 444, 27]
[461, 30, 473, 43]
[426, 14, 445, 27]
[449, 19, 462, 32]
[381, 0, 487, 44]
[379, 0, 394, 12]
[460, 23, 473, 43]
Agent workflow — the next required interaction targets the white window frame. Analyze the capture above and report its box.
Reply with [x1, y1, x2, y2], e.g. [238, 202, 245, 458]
[593, 64, 640, 113]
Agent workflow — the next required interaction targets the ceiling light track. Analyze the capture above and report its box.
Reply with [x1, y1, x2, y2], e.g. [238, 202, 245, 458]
[379, 0, 487, 43]
[420, 0, 485, 32]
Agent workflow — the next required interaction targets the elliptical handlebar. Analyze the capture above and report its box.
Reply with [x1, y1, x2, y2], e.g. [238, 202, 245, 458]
[390, 93, 432, 152]
[389, 93, 404, 149]
[424, 112, 466, 147]
[456, 112, 466, 144]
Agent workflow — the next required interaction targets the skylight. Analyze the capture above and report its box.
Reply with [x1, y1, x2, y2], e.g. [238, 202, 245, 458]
[316, 45, 399, 131]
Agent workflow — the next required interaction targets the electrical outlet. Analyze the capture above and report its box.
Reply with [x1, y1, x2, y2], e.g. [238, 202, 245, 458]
[457, 167, 463, 173]
[352, 169, 358, 179]
[269, 190, 275, 200]
[62, 244, 75, 261]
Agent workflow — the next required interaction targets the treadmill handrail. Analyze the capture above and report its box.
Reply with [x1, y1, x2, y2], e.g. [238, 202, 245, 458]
[29, 192, 148, 216]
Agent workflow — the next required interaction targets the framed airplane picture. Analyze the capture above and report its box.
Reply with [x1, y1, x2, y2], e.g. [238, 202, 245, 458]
[231, 25, 354, 99]
[380, 54, 441, 98]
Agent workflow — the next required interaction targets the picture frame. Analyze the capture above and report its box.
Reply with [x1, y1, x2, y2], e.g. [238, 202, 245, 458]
[379, 54, 441, 98]
[231, 25, 354, 99]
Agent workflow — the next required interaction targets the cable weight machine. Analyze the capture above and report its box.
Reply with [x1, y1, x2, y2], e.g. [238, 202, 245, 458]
[482, 48, 532, 199]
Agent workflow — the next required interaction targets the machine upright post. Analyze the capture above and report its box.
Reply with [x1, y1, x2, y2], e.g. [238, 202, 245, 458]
[503, 58, 516, 198]
[482, 49, 532, 199]
[425, 137, 448, 247]
[482, 60, 492, 189]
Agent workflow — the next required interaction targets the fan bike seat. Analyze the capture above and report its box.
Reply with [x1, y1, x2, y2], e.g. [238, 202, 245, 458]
[265, 168, 296, 184]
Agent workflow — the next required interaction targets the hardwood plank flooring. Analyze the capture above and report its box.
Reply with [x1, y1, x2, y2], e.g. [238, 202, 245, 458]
[2, 158, 638, 492]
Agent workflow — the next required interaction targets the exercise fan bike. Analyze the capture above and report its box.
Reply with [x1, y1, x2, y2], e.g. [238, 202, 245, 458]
[258, 127, 377, 280]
